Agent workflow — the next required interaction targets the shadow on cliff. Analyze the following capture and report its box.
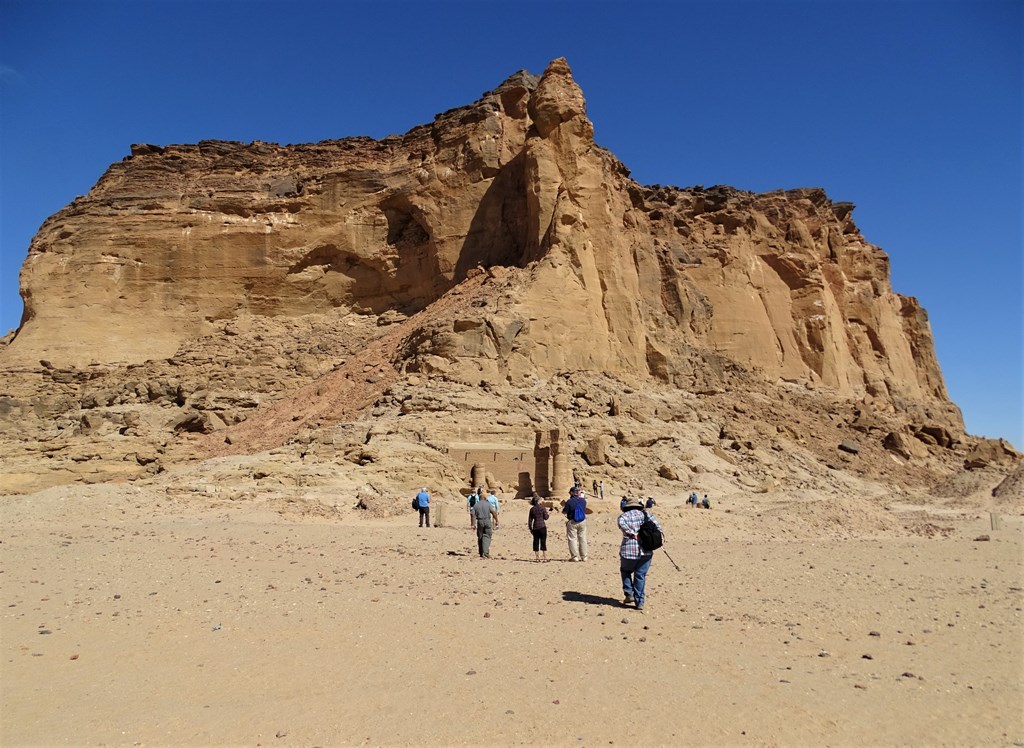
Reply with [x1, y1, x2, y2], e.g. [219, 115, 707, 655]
[454, 151, 530, 279]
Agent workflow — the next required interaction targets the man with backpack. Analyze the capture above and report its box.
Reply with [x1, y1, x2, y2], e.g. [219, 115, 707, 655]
[467, 488, 480, 529]
[617, 496, 664, 613]
[562, 487, 589, 562]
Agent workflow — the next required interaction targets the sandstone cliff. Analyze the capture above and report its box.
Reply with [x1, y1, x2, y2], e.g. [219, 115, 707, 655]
[2, 58, 1011, 501]
[8, 59, 948, 407]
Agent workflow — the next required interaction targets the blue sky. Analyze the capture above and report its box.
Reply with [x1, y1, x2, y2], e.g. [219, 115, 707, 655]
[1, 0, 1021, 446]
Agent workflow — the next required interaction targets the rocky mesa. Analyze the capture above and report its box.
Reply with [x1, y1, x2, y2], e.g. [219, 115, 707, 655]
[0, 58, 1018, 504]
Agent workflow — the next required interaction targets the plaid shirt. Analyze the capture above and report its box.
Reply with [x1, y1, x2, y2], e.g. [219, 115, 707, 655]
[618, 509, 661, 559]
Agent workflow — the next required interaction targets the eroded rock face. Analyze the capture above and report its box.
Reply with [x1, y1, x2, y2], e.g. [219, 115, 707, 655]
[0, 58, 978, 497]
[8, 58, 951, 424]
[10, 70, 540, 365]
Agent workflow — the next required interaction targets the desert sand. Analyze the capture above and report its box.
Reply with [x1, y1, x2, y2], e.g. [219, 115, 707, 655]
[2, 483, 1021, 747]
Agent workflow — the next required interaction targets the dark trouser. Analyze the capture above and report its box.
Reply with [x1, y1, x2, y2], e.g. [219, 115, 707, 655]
[531, 527, 547, 552]
[418, 506, 430, 527]
[477, 522, 493, 557]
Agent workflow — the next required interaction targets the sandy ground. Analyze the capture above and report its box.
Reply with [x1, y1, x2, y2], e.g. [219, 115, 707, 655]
[1, 485, 1022, 747]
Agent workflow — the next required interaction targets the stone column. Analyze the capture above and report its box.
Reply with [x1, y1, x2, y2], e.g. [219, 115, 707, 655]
[550, 428, 571, 496]
[471, 463, 486, 491]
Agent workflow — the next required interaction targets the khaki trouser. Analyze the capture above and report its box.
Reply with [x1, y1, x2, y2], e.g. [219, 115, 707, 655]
[566, 519, 588, 560]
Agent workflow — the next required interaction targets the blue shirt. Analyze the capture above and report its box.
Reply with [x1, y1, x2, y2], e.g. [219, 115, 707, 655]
[487, 494, 499, 512]
[618, 509, 661, 559]
[416, 490, 430, 507]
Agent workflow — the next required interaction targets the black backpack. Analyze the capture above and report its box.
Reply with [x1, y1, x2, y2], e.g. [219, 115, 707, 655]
[468, 494, 478, 508]
[637, 510, 664, 552]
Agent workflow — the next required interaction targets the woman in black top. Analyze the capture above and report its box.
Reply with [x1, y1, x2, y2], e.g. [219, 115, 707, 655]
[528, 495, 549, 562]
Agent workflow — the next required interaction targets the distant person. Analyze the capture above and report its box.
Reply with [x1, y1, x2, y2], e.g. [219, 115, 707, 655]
[618, 496, 664, 612]
[701, 494, 711, 509]
[599, 481, 604, 500]
[645, 497, 656, 509]
[467, 488, 480, 529]
[592, 479, 599, 496]
[472, 491, 499, 558]
[528, 495, 550, 562]
[562, 486, 588, 562]
[620, 496, 629, 512]
[486, 490, 501, 529]
[688, 491, 699, 508]
[415, 487, 431, 528]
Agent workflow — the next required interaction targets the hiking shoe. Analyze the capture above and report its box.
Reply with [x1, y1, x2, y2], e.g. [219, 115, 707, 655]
[636, 604, 645, 613]
[623, 596, 635, 606]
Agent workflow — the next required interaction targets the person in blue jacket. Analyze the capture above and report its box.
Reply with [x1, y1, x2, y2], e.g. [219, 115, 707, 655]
[486, 490, 500, 529]
[415, 487, 431, 527]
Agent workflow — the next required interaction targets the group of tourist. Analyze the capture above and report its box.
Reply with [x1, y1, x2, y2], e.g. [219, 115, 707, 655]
[687, 491, 711, 509]
[413, 483, 669, 612]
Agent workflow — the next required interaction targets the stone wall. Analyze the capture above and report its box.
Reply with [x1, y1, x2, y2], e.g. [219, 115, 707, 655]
[447, 427, 571, 498]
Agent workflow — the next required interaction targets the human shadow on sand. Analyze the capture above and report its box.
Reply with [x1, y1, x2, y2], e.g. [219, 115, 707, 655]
[562, 591, 623, 608]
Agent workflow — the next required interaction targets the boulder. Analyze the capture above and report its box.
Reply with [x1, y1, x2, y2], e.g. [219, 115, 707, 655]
[883, 431, 928, 460]
[582, 435, 613, 466]
[965, 438, 1020, 470]
[658, 464, 681, 480]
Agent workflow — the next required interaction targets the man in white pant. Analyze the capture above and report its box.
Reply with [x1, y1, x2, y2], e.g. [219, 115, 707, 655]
[562, 487, 588, 561]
